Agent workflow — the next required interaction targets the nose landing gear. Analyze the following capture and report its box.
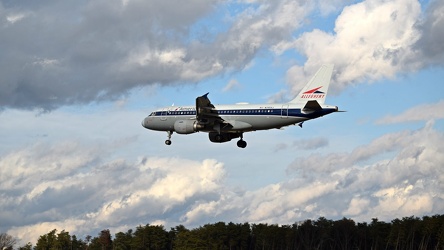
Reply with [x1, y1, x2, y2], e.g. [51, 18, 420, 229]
[165, 131, 173, 145]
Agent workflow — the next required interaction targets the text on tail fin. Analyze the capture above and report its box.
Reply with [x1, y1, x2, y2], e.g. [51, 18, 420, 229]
[289, 64, 334, 104]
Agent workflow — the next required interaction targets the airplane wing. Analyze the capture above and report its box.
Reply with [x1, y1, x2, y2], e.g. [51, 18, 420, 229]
[196, 93, 253, 132]
[196, 93, 222, 121]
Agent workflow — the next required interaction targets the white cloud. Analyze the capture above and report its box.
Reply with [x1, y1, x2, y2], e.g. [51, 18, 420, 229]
[275, 137, 329, 151]
[370, 183, 434, 218]
[248, 181, 337, 223]
[0, 138, 226, 244]
[3, 118, 444, 245]
[285, 120, 444, 220]
[1, 0, 442, 111]
[6, 12, 27, 24]
[344, 197, 371, 216]
[183, 201, 219, 223]
[0, 0, 312, 110]
[414, 0, 444, 65]
[0, 141, 101, 191]
[377, 100, 444, 124]
[273, 0, 428, 97]
[222, 79, 242, 92]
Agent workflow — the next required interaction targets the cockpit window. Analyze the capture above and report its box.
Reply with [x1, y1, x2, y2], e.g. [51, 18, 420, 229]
[149, 112, 156, 116]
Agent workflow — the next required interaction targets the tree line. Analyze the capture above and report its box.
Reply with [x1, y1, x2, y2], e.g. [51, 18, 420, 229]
[3, 214, 444, 250]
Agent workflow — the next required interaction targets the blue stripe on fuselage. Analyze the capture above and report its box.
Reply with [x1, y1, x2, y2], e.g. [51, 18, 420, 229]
[150, 108, 336, 118]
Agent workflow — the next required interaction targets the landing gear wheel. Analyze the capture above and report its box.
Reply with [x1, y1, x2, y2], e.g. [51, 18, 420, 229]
[215, 134, 222, 142]
[237, 140, 247, 148]
[165, 131, 173, 146]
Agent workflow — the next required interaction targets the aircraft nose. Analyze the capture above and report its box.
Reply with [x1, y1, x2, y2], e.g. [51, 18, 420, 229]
[142, 117, 149, 128]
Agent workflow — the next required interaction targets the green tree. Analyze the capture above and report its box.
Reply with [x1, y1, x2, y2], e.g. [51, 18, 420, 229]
[395, 216, 408, 250]
[314, 217, 334, 249]
[226, 222, 251, 250]
[207, 222, 229, 249]
[88, 237, 101, 250]
[355, 222, 371, 250]
[252, 223, 285, 250]
[369, 218, 391, 249]
[33, 229, 85, 250]
[25, 214, 444, 250]
[89, 230, 112, 250]
[113, 229, 132, 250]
[173, 226, 199, 250]
[55, 230, 71, 250]
[17, 242, 33, 250]
[132, 224, 168, 250]
[332, 217, 357, 250]
[99, 229, 112, 250]
[71, 235, 86, 250]
[437, 217, 444, 249]
[35, 229, 58, 250]
[296, 220, 317, 249]
[84, 235, 92, 249]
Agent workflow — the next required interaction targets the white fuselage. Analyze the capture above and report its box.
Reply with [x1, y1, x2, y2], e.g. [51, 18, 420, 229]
[142, 103, 338, 133]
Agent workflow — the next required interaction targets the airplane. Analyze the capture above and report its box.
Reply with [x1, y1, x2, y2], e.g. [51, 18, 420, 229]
[142, 64, 341, 148]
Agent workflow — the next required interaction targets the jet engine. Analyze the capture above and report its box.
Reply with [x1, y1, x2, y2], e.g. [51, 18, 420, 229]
[174, 120, 204, 134]
[208, 132, 241, 143]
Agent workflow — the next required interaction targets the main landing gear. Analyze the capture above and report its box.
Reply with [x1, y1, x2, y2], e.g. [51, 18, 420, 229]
[165, 131, 173, 145]
[165, 130, 247, 148]
[237, 134, 247, 148]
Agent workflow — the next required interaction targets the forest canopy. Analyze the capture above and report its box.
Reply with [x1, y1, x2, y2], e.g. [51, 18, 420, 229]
[6, 214, 444, 250]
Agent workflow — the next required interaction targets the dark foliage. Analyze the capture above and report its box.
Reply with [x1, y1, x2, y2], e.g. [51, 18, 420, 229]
[19, 214, 444, 250]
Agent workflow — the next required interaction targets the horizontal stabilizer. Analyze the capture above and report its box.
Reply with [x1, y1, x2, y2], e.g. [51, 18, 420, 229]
[303, 100, 322, 112]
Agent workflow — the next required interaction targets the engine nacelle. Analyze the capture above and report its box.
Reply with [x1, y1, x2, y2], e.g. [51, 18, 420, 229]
[208, 132, 241, 143]
[174, 120, 203, 134]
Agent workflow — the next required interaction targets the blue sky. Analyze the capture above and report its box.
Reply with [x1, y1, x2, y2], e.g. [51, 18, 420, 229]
[1, 0, 444, 245]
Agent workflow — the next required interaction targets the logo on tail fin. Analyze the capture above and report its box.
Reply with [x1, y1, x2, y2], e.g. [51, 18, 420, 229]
[301, 86, 325, 99]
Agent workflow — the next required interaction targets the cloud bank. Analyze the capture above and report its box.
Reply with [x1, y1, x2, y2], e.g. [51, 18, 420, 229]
[274, 0, 444, 96]
[3, 0, 442, 110]
[377, 100, 444, 124]
[0, 0, 308, 110]
[2, 119, 443, 244]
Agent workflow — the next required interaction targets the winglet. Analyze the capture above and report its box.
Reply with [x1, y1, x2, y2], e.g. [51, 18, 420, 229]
[289, 64, 334, 104]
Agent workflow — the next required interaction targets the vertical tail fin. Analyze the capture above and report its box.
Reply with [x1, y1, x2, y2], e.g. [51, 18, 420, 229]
[289, 64, 334, 104]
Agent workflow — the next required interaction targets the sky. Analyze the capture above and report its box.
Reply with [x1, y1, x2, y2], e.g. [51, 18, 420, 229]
[1, 0, 444, 245]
